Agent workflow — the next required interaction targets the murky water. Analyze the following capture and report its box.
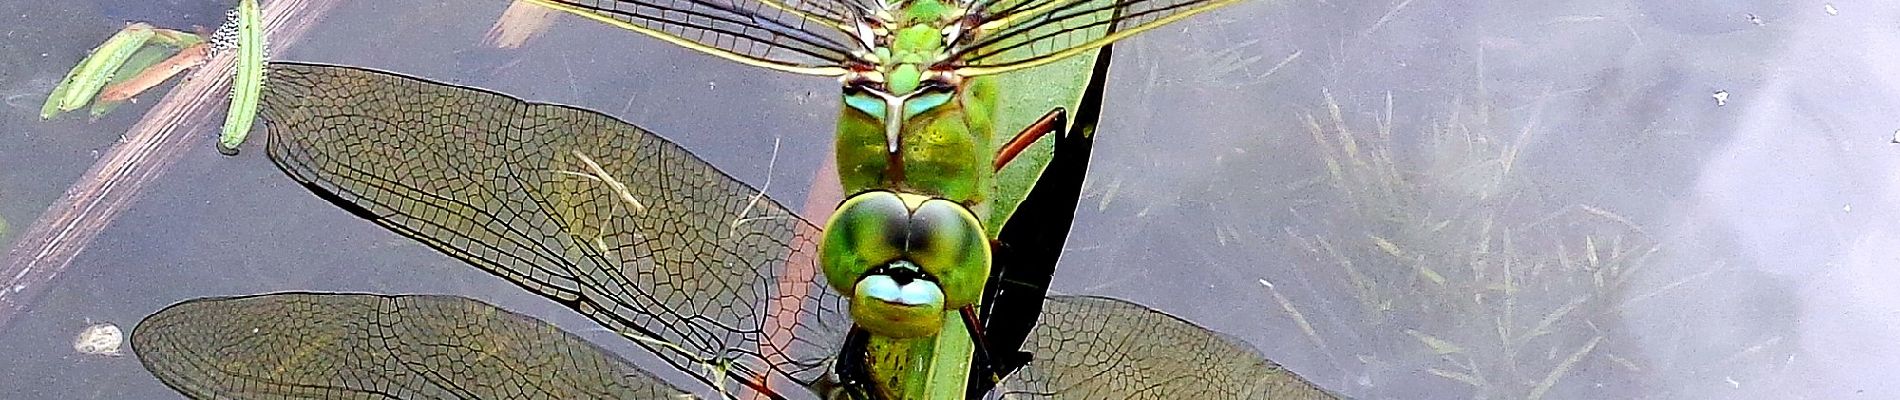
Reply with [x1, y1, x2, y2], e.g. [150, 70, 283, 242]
[1, 0, 1896, 399]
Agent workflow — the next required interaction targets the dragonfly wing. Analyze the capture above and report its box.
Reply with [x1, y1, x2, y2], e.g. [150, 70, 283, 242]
[132, 293, 692, 399]
[259, 62, 851, 397]
[524, 0, 860, 75]
[957, 0, 1242, 76]
[998, 295, 1344, 400]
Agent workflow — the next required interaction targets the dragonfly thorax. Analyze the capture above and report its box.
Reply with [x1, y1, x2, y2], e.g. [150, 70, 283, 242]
[841, 1, 975, 148]
[835, 70, 995, 210]
[832, 0, 997, 210]
[846, 0, 981, 86]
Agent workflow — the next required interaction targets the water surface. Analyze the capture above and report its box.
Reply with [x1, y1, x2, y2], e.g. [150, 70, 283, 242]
[1, 1, 1896, 399]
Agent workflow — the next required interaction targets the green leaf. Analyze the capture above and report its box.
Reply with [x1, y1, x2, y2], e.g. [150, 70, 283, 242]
[986, 0, 1117, 234]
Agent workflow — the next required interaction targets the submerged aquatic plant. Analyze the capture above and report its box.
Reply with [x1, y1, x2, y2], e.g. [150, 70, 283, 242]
[39, 0, 268, 155]
[1274, 89, 1663, 399]
[42, 23, 159, 120]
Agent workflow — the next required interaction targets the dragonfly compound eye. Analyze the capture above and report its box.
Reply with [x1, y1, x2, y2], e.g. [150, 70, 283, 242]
[820, 191, 910, 295]
[903, 197, 989, 309]
[820, 191, 991, 338]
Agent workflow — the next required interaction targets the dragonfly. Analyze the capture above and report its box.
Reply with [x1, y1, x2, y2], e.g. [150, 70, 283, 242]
[501, 0, 1249, 395]
[129, 62, 1345, 400]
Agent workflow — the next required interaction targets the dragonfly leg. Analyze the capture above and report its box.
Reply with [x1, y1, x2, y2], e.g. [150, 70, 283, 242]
[975, 120, 1095, 393]
[992, 108, 1067, 172]
[823, 329, 877, 400]
[959, 305, 1011, 388]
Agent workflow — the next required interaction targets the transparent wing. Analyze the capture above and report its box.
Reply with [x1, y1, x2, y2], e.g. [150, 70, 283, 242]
[523, 0, 861, 75]
[132, 293, 693, 399]
[956, 0, 1243, 75]
[258, 62, 851, 398]
[999, 295, 1345, 400]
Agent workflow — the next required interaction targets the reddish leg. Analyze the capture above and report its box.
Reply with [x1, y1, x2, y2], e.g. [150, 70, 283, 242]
[993, 108, 1067, 172]
[961, 305, 1005, 385]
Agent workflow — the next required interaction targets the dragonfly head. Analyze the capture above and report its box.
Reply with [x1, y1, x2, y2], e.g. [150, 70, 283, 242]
[819, 190, 991, 338]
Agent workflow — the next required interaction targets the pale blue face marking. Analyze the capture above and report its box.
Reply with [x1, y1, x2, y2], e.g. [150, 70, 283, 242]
[861, 275, 901, 300]
[904, 92, 952, 119]
[845, 93, 887, 120]
[859, 275, 943, 306]
[895, 280, 942, 305]
[845, 87, 954, 153]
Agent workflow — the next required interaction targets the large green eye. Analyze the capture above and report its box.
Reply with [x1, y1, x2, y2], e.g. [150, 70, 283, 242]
[819, 191, 908, 294]
[904, 198, 989, 309]
[818, 190, 991, 338]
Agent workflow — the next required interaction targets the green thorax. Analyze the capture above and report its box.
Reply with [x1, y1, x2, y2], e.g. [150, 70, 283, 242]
[884, 21, 943, 95]
[838, 0, 996, 219]
[835, 76, 994, 216]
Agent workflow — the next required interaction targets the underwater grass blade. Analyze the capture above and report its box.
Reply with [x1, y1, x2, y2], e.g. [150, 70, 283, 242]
[43, 23, 157, 119]
[41, 56, 88, 119]
[1527, 335, 1602, 400]
[96, 43, 208, 104]
[88, 45, 183, 119]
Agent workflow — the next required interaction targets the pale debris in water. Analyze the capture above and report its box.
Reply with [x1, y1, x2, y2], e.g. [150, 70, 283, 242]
[484, 0, 556, 49]
[1712, 90, 1730, 106]
[73, 322, 124, 357]
[1825, 4, 1839, 16]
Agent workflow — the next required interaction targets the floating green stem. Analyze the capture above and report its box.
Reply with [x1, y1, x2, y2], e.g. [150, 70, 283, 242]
[218, 0, 266, 155]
